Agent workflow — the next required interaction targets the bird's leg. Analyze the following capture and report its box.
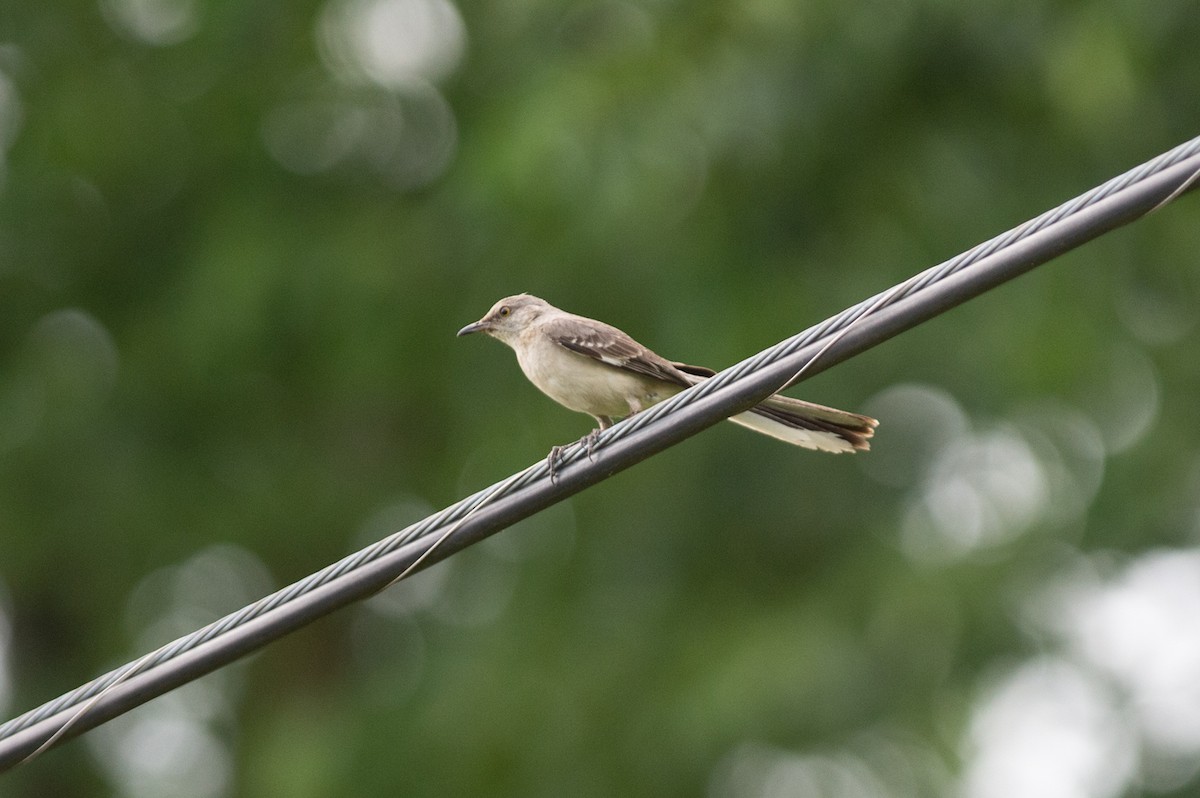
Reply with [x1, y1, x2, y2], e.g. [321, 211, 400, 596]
[584, 416, 612, 461]
[547, 417, 611, 483]
[574, 429, 601, 464]
[546, 445, 566, 482]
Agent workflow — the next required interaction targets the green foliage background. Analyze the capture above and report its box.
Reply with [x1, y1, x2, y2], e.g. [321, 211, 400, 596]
[1, 1, 1198, 795]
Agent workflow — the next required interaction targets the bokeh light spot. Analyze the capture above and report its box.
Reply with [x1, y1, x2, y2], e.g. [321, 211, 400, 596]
[25, 308, 120, 421]
[124, 545, 273, 653]
[1051, 550, 1200, 761]
[862, 384, 970, 489]
[962, 658, 1136, 798]
[1083, 344, 1160, 454]
[0, 63, 21, 191]
[318, 0, 466, 88]
[902, 426, 1046, 562]
[874, 386, 1106, 564]
[100, 0, 200, 46]
[711, 734, 951, 798]
[1117, 284, 1196, 346]
[262, 83, 458, 190]
[89, 692, 233, 798]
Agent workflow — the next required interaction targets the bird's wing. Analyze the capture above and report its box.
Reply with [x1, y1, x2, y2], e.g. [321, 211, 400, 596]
[542, 316, 691, 387]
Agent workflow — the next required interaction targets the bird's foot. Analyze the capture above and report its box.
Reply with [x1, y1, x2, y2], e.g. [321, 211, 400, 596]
[546, 445, 566, 483]
[583, 427, 602, 461]
[546, 428, 604, 483]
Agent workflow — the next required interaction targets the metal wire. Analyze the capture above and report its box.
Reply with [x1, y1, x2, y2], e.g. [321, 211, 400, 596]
[1, 135, 1198, 770]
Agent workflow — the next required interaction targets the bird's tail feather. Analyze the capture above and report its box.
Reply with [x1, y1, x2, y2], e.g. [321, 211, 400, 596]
[733, 396, 876, 453]
[673, 363, 876, 453]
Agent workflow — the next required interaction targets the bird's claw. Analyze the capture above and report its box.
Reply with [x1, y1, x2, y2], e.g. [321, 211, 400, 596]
[547, 445, 566, 483]
[583, 428, 602, 461]
[546, 429, 604, 483]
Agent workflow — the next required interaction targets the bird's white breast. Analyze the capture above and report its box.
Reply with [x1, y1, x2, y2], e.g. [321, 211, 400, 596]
[513, 330, 672, 419]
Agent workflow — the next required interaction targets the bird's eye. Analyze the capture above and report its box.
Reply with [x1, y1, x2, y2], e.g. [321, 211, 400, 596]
[498, 306, 511, 317]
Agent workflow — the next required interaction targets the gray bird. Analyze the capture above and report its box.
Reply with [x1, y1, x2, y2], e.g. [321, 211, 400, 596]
[458, 294, 877, 455]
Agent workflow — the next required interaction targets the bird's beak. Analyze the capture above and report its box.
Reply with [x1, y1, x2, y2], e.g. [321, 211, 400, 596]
[457, 319, 489, 337]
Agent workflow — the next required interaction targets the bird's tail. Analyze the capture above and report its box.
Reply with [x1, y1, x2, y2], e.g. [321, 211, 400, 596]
[674, 363, 877, 454]
[731, 395, 877, 453]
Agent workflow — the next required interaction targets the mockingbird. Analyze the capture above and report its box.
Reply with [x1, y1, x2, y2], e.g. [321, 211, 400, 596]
[458, 294, 877, 456]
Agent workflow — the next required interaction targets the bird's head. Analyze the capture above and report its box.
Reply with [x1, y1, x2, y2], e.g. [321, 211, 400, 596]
[457, 294, 551, 344]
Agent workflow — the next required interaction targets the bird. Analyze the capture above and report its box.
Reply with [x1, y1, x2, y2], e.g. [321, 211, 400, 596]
[457, 294, 877, 459]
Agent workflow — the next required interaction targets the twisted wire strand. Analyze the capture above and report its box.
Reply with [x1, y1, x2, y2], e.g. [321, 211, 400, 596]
[605, 135, 1200, 449]
[0, 462, 545, 752]
[1, 134, 1197, 766]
